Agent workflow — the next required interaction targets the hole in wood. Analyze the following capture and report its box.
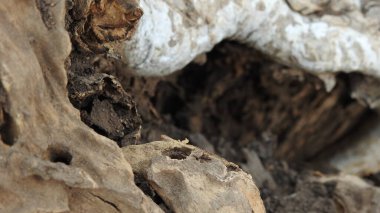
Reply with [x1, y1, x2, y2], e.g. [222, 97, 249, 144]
[162, 147, 192, 160]
[0, 110, 17, 146]
[48, 146, 73, 165]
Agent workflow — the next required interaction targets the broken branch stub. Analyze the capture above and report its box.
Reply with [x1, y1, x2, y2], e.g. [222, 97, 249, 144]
[117, 0, 380, 78]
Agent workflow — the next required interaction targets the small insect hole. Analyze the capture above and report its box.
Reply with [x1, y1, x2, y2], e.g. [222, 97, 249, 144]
[226, 163, 241, 172]
[195, 153, 212, 163]
[48, 146, 73, 165]
[162, 147, 192, 160]
[0, 111, 16, 146]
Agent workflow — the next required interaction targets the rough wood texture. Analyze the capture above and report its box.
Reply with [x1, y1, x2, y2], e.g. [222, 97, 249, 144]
[0, 1, 163, 212]
[0, 1, 265, 212]
[123, 138, 265, 213]
[118, 0, 380, 79]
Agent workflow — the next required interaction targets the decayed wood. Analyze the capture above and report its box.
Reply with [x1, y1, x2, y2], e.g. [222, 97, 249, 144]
[140, 43, 369, 161]
[276, 79, 368, 160]
[69, 0, 143, 52]
[321, 115, 380, 176]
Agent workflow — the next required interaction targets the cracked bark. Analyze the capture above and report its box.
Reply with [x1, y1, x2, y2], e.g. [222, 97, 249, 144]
[91, 193, 121, 213]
